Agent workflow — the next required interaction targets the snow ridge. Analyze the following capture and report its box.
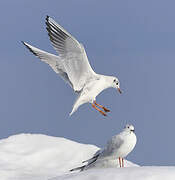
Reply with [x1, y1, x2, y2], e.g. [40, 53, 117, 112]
[0, 134, 174, 180]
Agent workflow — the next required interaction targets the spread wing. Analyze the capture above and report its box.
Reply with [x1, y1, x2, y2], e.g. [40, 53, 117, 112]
[46, 16, 96, 91]
[22, 41, 73, 87]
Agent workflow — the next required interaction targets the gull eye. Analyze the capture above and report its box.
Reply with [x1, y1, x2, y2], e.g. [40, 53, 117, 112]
[113, 79, 116, 83]
[116, 82, 119, 85]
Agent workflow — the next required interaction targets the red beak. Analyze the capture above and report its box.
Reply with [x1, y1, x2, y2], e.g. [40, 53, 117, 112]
[117, 88, 122, 94]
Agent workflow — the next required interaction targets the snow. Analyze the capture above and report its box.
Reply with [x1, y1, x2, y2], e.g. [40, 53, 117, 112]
[0, 134, 98, 180]
[0, 134, 174, 180]
[55, 167, 175, 180]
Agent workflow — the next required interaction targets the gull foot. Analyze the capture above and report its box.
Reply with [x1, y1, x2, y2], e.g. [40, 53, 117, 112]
[100, 111, 107, 116]
[103, 107, 110, 112]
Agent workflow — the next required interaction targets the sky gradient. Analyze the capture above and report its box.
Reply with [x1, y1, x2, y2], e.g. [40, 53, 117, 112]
[1, 0, 175, 166]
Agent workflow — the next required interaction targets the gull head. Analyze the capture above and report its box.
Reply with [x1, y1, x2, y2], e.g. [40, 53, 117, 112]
[124, 124, 135, 133]
[111, 77, 122, 94]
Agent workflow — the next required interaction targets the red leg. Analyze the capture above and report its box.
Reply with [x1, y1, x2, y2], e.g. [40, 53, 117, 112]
[118, 157, 122, 168]
[92, 103, 107, 116]
[122, 158, 124, 167]
[94, 101, 110, 112]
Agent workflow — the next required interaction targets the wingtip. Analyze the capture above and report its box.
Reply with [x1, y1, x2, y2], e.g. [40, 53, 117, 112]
[46, 15, 49, 21]
[22, 41, 28, 47]
[21, 41, 29, 48]
[22, 42, 38, 56]
[21, 41, 25, 45]
[45, 15, 51, 27]
[46, 15, 52, 22]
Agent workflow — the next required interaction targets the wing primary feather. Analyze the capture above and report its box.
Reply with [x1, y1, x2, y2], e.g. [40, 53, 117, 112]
[46, 26, 66, 42]
[70, 165, 86, 172]
[49, 39, 64, 48]
[21, 41, 38, 56]
[46, 29, 65, 44]
[47, 35, 64, 46]
[46, 22, 67, 40]
[47, 19, 68, 38]
[46, 18, 68, 39]
[50, 36, 64, 44]
[82, 153, 100, 163]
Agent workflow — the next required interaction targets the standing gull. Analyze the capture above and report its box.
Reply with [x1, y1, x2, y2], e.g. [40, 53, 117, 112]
[22, 16, 122, 116]
[70, 124, 137, 171]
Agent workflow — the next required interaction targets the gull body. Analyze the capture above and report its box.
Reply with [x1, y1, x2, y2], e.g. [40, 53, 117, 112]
[22, 16, 121, 116]
[72, 75, 120, 115]
[70, 124, 137, 171]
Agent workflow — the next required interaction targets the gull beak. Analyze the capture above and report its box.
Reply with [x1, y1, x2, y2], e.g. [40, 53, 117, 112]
[117, 88, 122, 94]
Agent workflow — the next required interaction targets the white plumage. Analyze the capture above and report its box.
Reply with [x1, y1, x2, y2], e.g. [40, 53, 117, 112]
[70, 124, 137, 171]
[22, 16, 122, 116]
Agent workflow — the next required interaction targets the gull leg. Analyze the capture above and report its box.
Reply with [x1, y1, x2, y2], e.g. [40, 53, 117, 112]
[122, 158, 124, 167]
[118, 157, 122, 168]
[94, 101, 110, 112]
[92, 104, 107, 116]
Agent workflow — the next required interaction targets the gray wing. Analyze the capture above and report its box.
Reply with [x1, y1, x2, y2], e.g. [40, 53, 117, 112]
[46, 16, 96, 91]
[22, 41, 73, 87]
[100, 134, 124, 158]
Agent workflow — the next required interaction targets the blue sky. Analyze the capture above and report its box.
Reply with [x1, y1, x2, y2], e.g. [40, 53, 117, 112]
[1, 0, 175, 166]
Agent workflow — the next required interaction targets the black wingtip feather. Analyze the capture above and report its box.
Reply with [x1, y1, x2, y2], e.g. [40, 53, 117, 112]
[69, 165, 86, 172]
[46, 15, 49, 19]
[21, 41, 25, 45]
[46, 15, 50, 22]
[22, 41, 38, 56]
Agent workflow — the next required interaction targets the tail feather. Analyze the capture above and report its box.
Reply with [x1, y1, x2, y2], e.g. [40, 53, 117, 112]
[69, 92, 83, 116]
[69, 104, 79, 116]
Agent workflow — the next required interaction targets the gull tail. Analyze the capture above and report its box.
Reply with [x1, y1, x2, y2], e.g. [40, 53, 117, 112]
[69, 92, 83, 116]
[69, 103, 79, 116]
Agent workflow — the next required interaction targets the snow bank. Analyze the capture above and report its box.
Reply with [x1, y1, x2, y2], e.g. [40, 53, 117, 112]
[0, 133, 174, 180]
[55, 167, 175, 180]
[0, 134, 98, 180]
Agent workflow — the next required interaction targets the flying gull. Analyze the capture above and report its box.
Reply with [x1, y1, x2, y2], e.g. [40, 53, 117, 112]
[22, 16, 122, 116]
